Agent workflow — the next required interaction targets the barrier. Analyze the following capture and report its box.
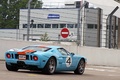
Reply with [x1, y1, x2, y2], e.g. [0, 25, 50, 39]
[1, 39, 120, 67]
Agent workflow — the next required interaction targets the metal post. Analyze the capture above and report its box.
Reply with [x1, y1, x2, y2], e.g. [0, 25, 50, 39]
[58, 34, 60, 44]
[97, 8, 102, 47]
[77, 7, 81, 46]
[109, 16, 112, 48]
[113, 16, 117, 48]
[108, 6, 119, 48]
[27, 0, 32, 41]
[31, 19, 34, 40]
[16, 25, 19, 40]
[77, 1, 87, 46]
[117, 18, 120, 48]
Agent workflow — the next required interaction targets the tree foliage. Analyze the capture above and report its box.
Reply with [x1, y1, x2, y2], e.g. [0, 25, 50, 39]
[40, 32, 50, 41]
[0, 0, 43, 29]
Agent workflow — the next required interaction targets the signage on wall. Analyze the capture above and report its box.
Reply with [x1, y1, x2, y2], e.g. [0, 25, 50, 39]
[47, 14, 60, 19]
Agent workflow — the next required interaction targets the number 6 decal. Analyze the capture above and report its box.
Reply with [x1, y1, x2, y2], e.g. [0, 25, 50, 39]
[66, 56, 72, 67]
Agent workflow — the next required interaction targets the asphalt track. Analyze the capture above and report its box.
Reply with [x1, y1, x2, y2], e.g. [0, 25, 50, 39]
[0, 61, 120, 80]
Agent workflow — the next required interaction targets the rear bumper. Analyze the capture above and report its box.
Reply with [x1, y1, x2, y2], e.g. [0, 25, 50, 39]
[10, 61, 41, 70]
[5, 59, 44, 69]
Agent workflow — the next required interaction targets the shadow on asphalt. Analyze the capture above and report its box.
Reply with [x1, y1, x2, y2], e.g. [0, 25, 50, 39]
[16, 70, 92, 76]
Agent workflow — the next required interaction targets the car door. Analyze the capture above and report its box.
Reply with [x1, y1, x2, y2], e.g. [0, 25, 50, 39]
[57, 48, 75, 70]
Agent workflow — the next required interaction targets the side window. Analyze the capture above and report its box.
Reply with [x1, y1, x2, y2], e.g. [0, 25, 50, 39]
[57, 48, 69, 55]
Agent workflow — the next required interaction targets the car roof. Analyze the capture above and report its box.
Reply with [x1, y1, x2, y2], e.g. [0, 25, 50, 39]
[28, 45, 61, 49]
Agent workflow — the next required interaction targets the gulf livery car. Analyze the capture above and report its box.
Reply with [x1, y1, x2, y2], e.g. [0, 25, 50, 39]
[5, 45, 87, 75]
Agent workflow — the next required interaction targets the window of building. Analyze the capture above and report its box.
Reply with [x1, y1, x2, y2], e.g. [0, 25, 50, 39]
[37, 24, 44, 28]
[87, 24, 94, 29]
[45, 24, 51, 28]
[87, 24, 97, 29]
[75, 1, 81, 8]
[32, 24, 36, 28]
[116, 26, 118, 30]
[95, 24, 97, 29]
[52, 24, 58, 28]
[75, 24, 77, 28]
[107, 25, 109, 30]
[65, 4, 74, 6]
[23, 24, 27, 28]
[60, 24, 66, 28]
[67, 24, 74, 28]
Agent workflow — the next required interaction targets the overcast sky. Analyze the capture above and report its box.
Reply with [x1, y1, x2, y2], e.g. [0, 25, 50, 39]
[42, 0, 65, 2]
[41, 0, 120, 17]
[87, 0, 120, 17]
[41, 0, 120, 7]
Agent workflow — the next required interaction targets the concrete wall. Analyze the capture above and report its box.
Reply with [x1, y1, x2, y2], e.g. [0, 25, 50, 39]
[0, 29, 77, 40]
[1, 39, 120, 67]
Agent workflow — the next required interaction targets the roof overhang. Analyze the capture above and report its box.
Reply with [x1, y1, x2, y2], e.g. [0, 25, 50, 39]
[86, 0, 120, 17]
[114, 0, 120, 3]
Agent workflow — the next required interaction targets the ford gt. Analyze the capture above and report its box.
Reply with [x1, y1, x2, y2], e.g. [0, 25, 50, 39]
[5, 45, 87, 75]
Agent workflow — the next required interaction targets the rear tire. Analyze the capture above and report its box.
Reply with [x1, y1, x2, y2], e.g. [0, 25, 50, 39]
[43, 57, 56, 74]
[6, 62, 18, 71]
[74, 59, 85, 75]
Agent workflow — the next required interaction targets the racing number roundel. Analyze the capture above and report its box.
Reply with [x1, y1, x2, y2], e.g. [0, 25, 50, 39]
[66, 56, 72, 67]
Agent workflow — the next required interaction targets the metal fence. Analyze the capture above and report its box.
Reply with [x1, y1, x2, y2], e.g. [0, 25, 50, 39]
[0, 2, 120, 49]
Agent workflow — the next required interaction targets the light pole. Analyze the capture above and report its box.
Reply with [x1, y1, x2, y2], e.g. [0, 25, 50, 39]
[27, 0, 32, 41]
[77, 1, 87, 46]
[31, 19, 34, 40]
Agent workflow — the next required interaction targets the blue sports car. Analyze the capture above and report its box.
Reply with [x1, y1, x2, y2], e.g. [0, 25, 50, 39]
[5, 45, 87, 75]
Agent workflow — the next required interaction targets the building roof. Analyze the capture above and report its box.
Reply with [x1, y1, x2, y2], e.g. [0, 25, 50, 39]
[114, 0, 120, 3]
[87, 0, 120, 17]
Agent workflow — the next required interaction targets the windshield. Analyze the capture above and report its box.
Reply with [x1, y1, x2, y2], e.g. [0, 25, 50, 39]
[22, 46, 51, 52]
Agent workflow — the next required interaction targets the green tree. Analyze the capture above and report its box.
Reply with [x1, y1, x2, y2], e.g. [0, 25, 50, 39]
[0, 0, 43, 29]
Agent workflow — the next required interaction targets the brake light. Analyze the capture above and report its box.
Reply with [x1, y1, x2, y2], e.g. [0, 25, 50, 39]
[33, 56, 38, 61]
[6, 53, 11, 58]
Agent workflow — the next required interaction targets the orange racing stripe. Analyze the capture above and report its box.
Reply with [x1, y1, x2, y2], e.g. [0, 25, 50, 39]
[38, 46, 47, 48]
[17, 49, 35, 55]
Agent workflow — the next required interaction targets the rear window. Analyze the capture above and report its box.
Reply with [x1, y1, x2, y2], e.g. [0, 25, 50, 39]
[22, 46, 51, 52]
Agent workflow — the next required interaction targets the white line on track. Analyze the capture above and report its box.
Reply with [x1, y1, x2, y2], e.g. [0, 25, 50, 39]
[86, 68, 116, 72]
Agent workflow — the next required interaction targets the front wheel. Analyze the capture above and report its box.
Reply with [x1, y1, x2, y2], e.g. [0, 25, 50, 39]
[43, 57, 56, 74]
[74, 59, 85, 75]
[6, 62, 18, 71]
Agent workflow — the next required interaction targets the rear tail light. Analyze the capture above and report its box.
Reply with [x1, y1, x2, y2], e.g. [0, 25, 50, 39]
[33, 56, 38, 61]
[6, 53, 11, 58]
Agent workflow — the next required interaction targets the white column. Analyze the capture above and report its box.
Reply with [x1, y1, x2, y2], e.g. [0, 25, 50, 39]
[101, 14, 107, 47]
[80, 0, 85, 46]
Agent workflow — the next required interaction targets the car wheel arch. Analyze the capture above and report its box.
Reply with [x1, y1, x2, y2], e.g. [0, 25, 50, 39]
[50, 56, 57, 66]
[74, 58, 86, 75]
[42, 56, 57, 74]
[76, 58, 86, 67]
[44, 56, 57, 67]
[80, 58, 85, 63]
[79, 58, 86, 67]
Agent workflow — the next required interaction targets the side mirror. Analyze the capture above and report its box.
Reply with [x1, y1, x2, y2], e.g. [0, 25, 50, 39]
[71, 52, 75, 55]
